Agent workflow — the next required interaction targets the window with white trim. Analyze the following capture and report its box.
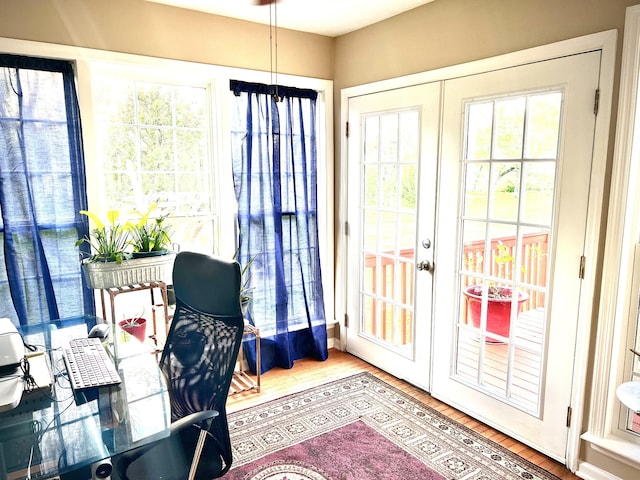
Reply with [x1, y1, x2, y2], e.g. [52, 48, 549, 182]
[91, 75, 218, 254]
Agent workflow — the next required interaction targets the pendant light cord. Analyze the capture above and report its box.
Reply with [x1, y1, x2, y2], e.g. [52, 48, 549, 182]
[269, 1, 280, 102]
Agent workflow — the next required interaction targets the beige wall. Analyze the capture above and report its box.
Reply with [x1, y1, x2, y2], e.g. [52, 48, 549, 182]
[0, 0, 334, 79]
[335, 0, 633, 89]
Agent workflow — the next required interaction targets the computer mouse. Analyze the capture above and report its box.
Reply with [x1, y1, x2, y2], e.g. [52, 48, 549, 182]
[88, 323, 110, 340]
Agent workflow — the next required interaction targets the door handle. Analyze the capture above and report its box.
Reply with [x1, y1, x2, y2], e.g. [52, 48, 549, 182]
[417, 260, 433, 272]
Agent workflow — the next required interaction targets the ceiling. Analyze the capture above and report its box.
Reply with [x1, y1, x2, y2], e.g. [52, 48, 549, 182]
[145, 0, 435, 37]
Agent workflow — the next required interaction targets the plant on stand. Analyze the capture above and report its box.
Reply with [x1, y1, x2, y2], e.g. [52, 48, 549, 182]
[76, 206, 176, 289]
[76, 209, 129, 264]
[234, 250, 256, 316]
[126, 204, 174, 257]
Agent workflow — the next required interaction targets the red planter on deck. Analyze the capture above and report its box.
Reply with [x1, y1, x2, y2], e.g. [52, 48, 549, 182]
[463, 285, 529, 341]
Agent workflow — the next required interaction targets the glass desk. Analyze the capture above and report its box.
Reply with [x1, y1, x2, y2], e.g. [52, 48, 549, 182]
[0, 316, 170, 480]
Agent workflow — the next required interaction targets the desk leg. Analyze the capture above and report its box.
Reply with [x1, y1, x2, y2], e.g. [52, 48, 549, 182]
[108, 290, 119, 359]
[99, 289, 107, 322]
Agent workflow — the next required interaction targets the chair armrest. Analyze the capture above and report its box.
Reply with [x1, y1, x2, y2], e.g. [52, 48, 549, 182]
[170, 410, 219, 434]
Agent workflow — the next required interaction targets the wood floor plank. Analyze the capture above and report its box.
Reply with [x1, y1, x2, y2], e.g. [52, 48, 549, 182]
[226, 348, 579, 480]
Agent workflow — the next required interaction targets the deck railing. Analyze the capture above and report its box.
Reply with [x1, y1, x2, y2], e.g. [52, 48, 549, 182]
[461, 232, 549, 311]
[363, 232, 549, 344]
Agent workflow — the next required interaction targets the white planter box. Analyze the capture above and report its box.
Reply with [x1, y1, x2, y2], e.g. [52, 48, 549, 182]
[82, 253, 176, 289]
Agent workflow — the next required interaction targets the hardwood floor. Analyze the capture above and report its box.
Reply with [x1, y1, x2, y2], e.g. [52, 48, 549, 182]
[226, 348, 579, 480]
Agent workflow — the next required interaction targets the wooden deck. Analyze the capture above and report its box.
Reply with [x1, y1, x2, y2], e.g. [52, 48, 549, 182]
[226, 348, 578, 480]
[456, 307, 545, 414]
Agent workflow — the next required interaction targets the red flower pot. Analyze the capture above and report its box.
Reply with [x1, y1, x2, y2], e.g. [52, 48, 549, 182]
[118, 317, 147, 342]
[463, 285, 529, 341]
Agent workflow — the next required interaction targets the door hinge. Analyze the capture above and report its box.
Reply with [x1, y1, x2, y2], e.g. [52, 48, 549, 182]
[594, 89, 600, 115]
[345, 221, 350, 237]
[579, 255, 586, 279]
[344, 313, 349, 328]
[566, 406, 573, 427]
[346, 121, 349, 138]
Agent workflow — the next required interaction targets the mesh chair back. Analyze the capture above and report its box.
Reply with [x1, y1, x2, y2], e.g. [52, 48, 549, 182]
[160, 252, 244, 422]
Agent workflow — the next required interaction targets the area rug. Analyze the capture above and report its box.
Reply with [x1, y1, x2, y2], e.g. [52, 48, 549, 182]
[227, 372, 560, 480]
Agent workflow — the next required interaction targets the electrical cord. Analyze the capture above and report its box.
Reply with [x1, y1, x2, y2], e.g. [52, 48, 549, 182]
[20, 357, 38, 393]
[23, 342, 39, 353]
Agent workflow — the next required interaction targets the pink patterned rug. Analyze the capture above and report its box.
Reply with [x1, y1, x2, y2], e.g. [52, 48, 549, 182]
[227, 372, 560, 480]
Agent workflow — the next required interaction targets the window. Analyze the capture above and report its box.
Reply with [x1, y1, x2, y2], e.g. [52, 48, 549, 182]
[91, 75, 217, 254]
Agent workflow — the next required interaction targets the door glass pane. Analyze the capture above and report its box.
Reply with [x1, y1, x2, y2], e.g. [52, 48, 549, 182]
[464, 162, 490, 217]
[521, 161, 555, 225]
[524, 92, 562, 159]
[360, 108, 419, 352]
[456, 90, 558, 416]
[364, 165, 379, 208]
[490, 162, 521, 222]
[466, 102, 493, 160]
[380, 165, 398, 209]
[493, 97, 525, 159]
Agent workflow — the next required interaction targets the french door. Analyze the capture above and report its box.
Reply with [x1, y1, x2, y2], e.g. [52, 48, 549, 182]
[345, 83, 440, 390]
[345, 50, 601, 461]
[432, 51, 601, 461]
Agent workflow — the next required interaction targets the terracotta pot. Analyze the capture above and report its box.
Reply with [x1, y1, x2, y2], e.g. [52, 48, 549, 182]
[118, 317, 147, 342]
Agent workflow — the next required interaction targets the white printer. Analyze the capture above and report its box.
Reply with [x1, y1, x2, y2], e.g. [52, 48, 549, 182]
[0, 317, 25, 411]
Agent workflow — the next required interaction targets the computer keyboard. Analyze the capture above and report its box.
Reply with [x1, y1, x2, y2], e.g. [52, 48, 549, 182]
[63, 337, 121, 391]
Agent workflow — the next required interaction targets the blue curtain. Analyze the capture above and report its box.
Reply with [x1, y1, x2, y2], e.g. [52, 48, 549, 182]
[0, 55, 93, 326]
[230, 80, 327, 374]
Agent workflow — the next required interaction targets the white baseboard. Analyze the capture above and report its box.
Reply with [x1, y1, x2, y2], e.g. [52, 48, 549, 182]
[575, 462, 623, 480]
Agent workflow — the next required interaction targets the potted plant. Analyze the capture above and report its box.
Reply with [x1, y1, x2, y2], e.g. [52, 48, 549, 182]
[76, 209, 129, 264]
[234, 250, 256, 315]
[126, 204, 174, 257]
[118, 316, 148, 342]
[77, 207, 176, 289]
[463, 283, 529, 340]
[462, 241, 529, 341]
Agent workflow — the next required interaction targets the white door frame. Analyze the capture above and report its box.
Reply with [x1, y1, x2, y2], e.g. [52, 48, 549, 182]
[338, 30, 616, 471]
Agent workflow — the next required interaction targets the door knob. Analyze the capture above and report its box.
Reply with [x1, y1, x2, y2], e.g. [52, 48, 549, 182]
[417, 260, 433, 272]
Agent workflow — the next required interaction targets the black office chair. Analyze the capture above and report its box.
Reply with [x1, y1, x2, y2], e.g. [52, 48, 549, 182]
[113, 252, 245, 480]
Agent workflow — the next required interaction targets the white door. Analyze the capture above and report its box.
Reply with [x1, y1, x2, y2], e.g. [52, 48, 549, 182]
[432, 51, 601, 461]
[346, 83, 440, 390]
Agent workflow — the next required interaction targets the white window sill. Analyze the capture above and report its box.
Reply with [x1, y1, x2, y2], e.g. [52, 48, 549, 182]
[581, 431, 640, 470]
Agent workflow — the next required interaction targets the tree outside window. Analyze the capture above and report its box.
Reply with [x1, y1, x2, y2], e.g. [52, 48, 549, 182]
[92, 78, 217, 255]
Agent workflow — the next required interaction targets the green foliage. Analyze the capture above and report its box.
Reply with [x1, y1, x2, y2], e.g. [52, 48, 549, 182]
[125, 204, 173, 253]
[100, 80, 208, 214]
[495, 241, 515, 265]
[234, 250, 257, 304]
[76, 210, 129, 264]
